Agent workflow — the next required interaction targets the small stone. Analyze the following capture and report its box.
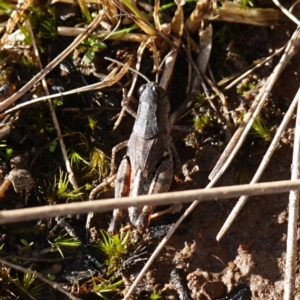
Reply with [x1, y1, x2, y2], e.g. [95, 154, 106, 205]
[6, 169, 34, 193]
[200, 281, 227, 300]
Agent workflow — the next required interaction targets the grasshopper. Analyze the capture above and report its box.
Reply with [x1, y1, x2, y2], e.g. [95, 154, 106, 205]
[107, 63, 181, 234]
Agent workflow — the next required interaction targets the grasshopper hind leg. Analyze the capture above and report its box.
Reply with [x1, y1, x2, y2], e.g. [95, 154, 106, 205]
[134, 154, 173, 232]
[108, 156, 131, 234]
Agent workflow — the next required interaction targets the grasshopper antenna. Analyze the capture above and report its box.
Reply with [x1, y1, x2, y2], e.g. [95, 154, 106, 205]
[104, 57, 150, 83]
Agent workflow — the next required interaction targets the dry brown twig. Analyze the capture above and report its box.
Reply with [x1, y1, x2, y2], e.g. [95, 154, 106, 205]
[284, 86, 300, 300]
[0, 259, 81, 300]
[273, 0, 300, 25]
[209, 25, 300, 181]
[169, 25, 212, 125]
[216, 87, 300, 241]
[271, 3, 300, 300]
[112, 39, 148, 131]
[27, 20, 80, 190]
[0, 12, 104, 113]
[3, 61, 132, 115]
[221, 46, 285, 90]
[58, 27, 148, 43]
[1, 179, 300, 225]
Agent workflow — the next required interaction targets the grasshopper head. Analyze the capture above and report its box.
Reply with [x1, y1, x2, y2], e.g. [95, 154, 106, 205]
[138, 82, 170, 111]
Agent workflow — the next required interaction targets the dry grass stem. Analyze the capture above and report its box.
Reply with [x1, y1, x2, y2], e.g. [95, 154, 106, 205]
[112, 40, 148, 131]
[198, 24, 212, 77]
[209, 25, 300, 180]
[216, 87, 300, 241]
[284, 88, 300, 299]
[273, 0, 300, 25]
[186, 0, 286, 33]
[0, 13, 104, 113]
[0, 259, 81, 300]
[27, 20, 80, 191]
[222, 46, 285, 90]
[57, 26, 148, 43]
[212, 1, 287, 26]
[3, 61, 132, 115]
[1, 179, 300, 225]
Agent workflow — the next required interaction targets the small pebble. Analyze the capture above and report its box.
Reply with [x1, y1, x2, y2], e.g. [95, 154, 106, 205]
[200, 281, 227, 300]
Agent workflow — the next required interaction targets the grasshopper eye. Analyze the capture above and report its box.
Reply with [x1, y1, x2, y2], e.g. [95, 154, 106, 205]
[152, 85, 166, 98]
[138, 84, 146, 96]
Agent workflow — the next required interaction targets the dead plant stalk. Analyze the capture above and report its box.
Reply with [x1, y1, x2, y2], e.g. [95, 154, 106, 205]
[27, 20, 80, 190]
[0, 13, 104, 113]
[216, 87, 300, 241]
[209, 25, 300, 181]
[2, 179, 300, 225]
[284, 86, 300, 300]
[0, 259, 81, 300]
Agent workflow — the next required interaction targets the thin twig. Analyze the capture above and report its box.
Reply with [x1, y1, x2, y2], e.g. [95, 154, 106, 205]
[4, 256, 66, 263]
[58, 27, 148, 43]
[169, 27, 211, 126]
[112, 40, 148, 130]
[3, 62, 131, 115]
[85, 173, 117, 234]
[0, 13, 104, 113]
[0, 259, 81, 300]
[209, 25, 300, 180]
[222, 46, 285, 90]
[289, 0, 300, 14]
[27, 20, 80, 190]
[273, 0, 300, 25]
[216, 87, 300, 241]
[2, 178, 300, 223]
[284, 87, 300, 300]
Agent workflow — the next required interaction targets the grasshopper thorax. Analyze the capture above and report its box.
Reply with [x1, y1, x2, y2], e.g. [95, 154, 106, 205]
[133, 82, 170, 139]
